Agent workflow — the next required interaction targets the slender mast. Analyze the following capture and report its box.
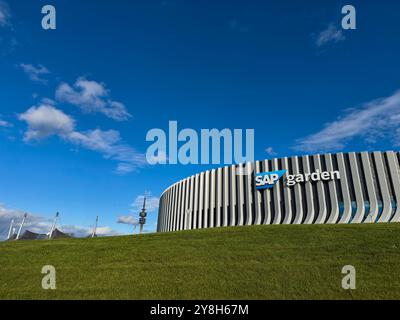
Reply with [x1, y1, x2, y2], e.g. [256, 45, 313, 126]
[7, 219, 14, 240]
[16, 213, 27, 240]
[91, 215, 98, 238]
[49, 212, 59, 239]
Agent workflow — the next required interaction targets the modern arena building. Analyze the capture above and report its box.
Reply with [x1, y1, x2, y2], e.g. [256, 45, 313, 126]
[157, 151, 400, 232]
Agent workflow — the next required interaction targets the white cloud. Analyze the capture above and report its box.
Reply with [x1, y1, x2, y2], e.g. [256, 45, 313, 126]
[0, 1, 10, 27]
[56, 77, 131, 121]
[19, 104, 146, 173]
[68, 129, 147, 174]
[294, 90, 400, 152]
[96, 226, 118, 236]
[117, 215, 139, 226]
[131, 194, 159, 213]
[18, 104, 75, 141]
[0, 1, 17, 55]
[265, 147, 277, 156]
[19, 64, 50, 84]
[0, 118, 11, 127]
[315, 23, 345, 47]
[0, 203, 119, 240]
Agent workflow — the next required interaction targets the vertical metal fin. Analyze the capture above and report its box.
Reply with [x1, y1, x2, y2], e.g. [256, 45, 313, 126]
[361, 152, 379, 223]
[216, 168, 223, 227]
[302, 156, 315, 224]
[373, 152, 393, 223]
[254, 161, 263, 225]
[223, 167, 229, 226]
[386, 151, 400, 222]
[237, 164, 245, 226]
[203, 171, 210, 229]
[281, 157, 292, 224]
[262, 160, 272, 224]
[180, 180, 186, 230]
[198, 173, 205, 229]
[193, 174, 199, 229]
[348, 152, 365, 223]
[230, 165, 237, 226]
[184, 178, 190, 230]
[209, 169, 216, 228]
[175, 182, 182, 231]
[245, 162, 254, 225]
[291, 156, 303, 224]
[337, 153, 352, 224]
[187, 176, 194, 229]
[314, 154, 327, 224]
[325, 154, 339, 224]
[272, 158, 282, 224]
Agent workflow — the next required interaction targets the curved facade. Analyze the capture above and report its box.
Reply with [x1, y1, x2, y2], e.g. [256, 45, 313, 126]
[157, 151, 400, 232]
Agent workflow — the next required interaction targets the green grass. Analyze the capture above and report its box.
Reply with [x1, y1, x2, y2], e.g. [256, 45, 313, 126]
[1, 223, 400, 300]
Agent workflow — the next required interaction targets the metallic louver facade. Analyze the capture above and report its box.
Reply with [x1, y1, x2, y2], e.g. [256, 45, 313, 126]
[157, 151, 400, 232]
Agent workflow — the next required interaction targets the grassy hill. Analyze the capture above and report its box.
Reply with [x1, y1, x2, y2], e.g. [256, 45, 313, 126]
[1, 223, 400, 300]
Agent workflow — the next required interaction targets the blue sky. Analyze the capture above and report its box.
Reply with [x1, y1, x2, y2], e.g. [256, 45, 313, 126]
[0, 0, 399, 238]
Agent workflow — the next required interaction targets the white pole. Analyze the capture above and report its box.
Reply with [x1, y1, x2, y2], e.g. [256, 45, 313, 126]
[7, 219, 14, 240]
[49, 212, 59, 239]
[16, 213, 27, 240]
[91, 216, 98, 238]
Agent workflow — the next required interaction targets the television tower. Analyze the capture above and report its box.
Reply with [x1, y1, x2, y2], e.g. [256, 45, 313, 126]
[49, 212, 59, 239]
[16, 213, 27, 240]
[91, 215, 98, 238]
[139, 193, 147, 234]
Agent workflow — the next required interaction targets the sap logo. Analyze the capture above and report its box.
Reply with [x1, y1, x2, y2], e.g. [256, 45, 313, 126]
[255, 170, 286, 190]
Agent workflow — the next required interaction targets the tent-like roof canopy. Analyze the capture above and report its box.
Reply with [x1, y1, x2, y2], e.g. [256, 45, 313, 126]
[19, 230, 47, 240]
[51, 228, 71, 239]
